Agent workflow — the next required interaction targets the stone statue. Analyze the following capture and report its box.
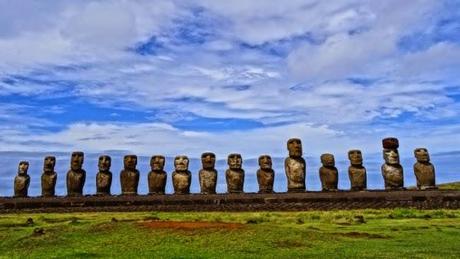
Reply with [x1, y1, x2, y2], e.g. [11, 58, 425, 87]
[381, 137, 404, 190]
[96, 155, 112, 195]
[199, 152, 218, 194]
[41, 156, 57, 197]
[148, 155, 167, 195]
[413, 148, 437, 190]
[172, 155, 191, 194]
[284, 138, 306, 192]
[120, 155, 140, 195]
[14, 161, 30, 197]
[226, 153, 244, 193]
[66, 152, 86, 196]
[257, 155, 274, 193]
[348, 149, 367, 191]
[319, 153, 338, 191]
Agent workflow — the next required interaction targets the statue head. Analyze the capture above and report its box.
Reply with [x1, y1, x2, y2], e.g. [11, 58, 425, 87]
[98, 155, 111, 172]
[18, 161, 29, 175]
[382, 137, 400, 165]
[348, 149, 363, 166]
[174, 155, 189, 172]
[70, 151, 84, 171]
[123, 155, 137, 170]
[320, 153, 335, 167]
[150, 155, 165, 171]
[258, 155, 272, 170]
[287, 138, 302, 157]
[228, 153, 242, 170]
[414, 148, 430, 163]
[43, 156, 56, 173]
[201, 152, 216, 170]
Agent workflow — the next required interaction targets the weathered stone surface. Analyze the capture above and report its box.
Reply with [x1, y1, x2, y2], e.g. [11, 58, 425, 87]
[381, 138, 404, 190]
[120, 155, 140, 195]
[348, 149, 367, 191]
[284, 138, 306, 192]
[257, 155, 274, 193]
[172, 155, 191, 194]
[96, 155, 112, 195]
[66, 152, 86, 197]
[148, 155, 167, 195]
[319, 153, 338, 191]
[226, 153, 244, 193]
[41, 156, 57, 197]
[14, 161, 30, 197]
[199, 152, 217, 194]
[413, 148, 437, 190]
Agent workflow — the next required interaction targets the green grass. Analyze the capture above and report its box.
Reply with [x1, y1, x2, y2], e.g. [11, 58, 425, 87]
[0, 209, 459, 258]
[438, 181, 460, 190]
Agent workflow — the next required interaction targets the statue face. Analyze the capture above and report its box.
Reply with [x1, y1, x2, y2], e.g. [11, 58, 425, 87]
[348, 150, 363, 165]
[228, 154, 242, 170]
[383, 149, 399, 165]
[70, 152, 84, 170]
[18, 161, 29, 175]
[201, 152, 216, 170]
[321, 154, 335, 167]
[174, 156, 189, 171]
[98, 155, 111, 172]
[414, 148, 430, 162]
[258, 155, 272, 170]
[287, 138, 302, 157]
[44, 156, 56, 172]
[124, 155, 137, 170]
[150, 155, 165, 171]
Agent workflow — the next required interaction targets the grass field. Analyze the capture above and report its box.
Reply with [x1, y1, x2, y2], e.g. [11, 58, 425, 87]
[0, 208, 459, 258]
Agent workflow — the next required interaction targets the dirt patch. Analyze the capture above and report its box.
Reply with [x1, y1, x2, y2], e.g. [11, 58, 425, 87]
[273, 239, 308, 248]
[140, 220, 244, 230]
[334, 232, 388, 239]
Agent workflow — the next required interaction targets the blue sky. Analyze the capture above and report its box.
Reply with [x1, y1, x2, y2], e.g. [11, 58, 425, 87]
[1, 0, 460, 159]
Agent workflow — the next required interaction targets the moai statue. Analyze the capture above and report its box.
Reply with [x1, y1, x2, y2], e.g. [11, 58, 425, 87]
[96, 155, 112, 195]
[120, 155, 140, 195]
[413, 148, 437, 190]
[226, 153, 245, 193]
[14, 161, 30, 197]
[41, 156, 57, 197]
[66, 152, 86, 197]
[319, 153, 338, 191]
[348, 150, 367, 191]
[148, 155, 167, 195]
[172, 155, 192, 194]
[381, 137, 404, 190]
[284, 138, 306, 192]
[199, 152, 218, 194]
[257, 155, 274, 193]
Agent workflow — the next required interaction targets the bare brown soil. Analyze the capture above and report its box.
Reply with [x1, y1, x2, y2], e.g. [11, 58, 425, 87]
[140, 220, 244, 230]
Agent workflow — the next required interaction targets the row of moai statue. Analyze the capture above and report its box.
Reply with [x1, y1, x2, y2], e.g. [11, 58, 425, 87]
[13, 137, 436, 197]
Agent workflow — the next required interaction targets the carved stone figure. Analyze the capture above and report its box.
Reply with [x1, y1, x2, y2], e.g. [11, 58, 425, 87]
[257, 155, 274, 193]
[413, 148, 437, 190]
[66, 152, 86, 196]
[148, 155, 167, 195]
[120, 155, 140, 195]
[14, 161, 30, 197]
[348, 149, 367, 191]
[172, 155, 191, 194]
[226, 153, 244, 193]
[41, 156, 57, 197]
[284, 138, 306, 192]
[381, 138, 404, 190]
[199, 152, 217, 194]
[96, 155, 112, 195]
[319, 153, 338, 191]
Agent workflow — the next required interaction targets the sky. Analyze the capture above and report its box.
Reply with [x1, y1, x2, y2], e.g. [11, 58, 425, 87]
[1, 0, 460, 172]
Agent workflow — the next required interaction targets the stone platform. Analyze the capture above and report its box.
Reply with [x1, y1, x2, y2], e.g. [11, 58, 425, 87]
[1, 190, 459, 213]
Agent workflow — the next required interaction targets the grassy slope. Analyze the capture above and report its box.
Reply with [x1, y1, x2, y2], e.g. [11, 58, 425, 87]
[0, 209, 459, 259]
[438, 181, 460, 190]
